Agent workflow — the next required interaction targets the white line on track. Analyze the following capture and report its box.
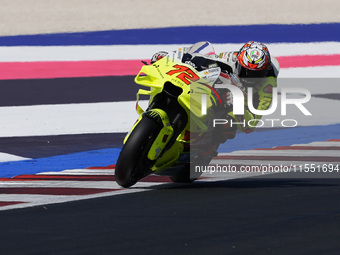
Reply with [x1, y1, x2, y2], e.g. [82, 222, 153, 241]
[292, 141, 340, 147]
[1, 42, 340, 62]
[0, 96, 339, 138]
[218, 150, 340, 157]
[38, 169, 115, 175]
[211, 159, 340, 165]
[0, 152, 31, 162]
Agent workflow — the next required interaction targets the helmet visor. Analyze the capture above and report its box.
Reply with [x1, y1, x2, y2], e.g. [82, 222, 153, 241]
[236, 63, 267, 78]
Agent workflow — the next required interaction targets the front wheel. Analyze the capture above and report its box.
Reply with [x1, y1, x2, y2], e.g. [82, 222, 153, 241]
[115, 116, 162, 188]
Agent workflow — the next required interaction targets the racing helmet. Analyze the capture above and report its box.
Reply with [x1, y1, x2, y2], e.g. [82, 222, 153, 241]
[235, 41, 271, 85]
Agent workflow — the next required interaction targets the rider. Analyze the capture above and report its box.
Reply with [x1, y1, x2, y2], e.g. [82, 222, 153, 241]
[151, 41, 280, 145]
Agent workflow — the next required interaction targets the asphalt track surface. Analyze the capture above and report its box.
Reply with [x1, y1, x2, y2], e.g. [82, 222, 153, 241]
[1, 25, 340, 255]
[0, 76, 134, 159]
[1, 176, 340, 255]
[1, 76, 339, 254]
[1, 66, 340, 255]
[0, 76, 137, 107]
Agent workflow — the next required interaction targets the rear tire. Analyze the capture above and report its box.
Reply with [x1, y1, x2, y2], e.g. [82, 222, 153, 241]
[115, 117, 162, 188]
[169, 163, 193, 183]
[169, 163, 201, 183]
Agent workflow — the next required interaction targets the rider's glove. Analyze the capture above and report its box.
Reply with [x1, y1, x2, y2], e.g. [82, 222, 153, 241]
[151, 51, 168, 64]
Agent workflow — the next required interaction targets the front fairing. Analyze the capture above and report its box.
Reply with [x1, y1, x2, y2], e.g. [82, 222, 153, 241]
[134, 56, 220, 134]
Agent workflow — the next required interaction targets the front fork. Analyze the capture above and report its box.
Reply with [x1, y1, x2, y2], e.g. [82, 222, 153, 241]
[126, 107, 188, 173]
[143, 109, 174, 161]
[124, 108, 175, 159]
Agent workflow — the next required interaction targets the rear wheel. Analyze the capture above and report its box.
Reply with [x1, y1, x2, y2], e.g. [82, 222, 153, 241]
[169, 163, 203, 183]
[115, 116, 162, 188]
[169, 163, 194, 183]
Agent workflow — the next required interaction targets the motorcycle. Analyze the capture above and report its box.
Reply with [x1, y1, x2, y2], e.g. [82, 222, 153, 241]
[115, 49, 226, 188]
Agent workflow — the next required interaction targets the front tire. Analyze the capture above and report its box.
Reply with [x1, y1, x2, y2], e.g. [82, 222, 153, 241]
[115, 116, 162, 188]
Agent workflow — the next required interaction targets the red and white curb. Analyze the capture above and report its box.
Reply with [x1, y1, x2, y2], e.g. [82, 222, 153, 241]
[0, 167, 178, 211]
[0, 139, 339, 211]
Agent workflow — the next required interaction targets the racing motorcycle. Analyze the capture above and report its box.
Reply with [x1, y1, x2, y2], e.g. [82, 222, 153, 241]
[115, 49, 228, 188]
